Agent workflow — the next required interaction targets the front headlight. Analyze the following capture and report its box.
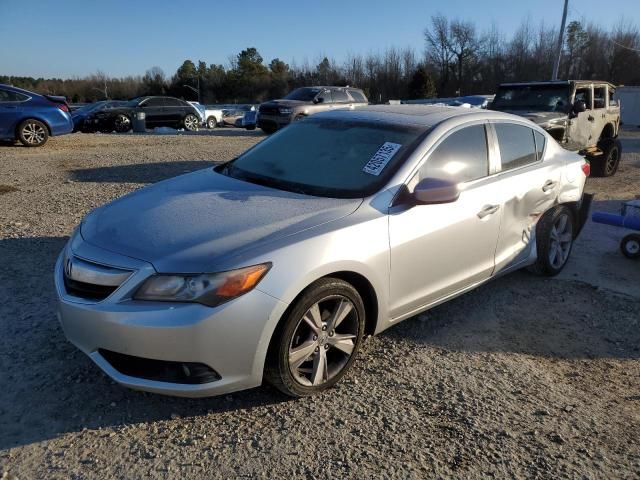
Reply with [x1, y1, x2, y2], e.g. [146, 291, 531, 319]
[279, 107, 293, 115]
[134, 263, 271, 307]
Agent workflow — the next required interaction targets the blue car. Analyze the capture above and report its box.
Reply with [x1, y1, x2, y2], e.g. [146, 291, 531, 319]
[71, 100, 127, 132]
[0, 84, 73, 147]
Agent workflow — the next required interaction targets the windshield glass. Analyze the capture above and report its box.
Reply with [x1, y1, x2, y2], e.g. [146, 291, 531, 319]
[492, 85, 571, 112]
[74, 101, 106, 113]
[220, 118, 426, 198]
[284, 88, 321, 101]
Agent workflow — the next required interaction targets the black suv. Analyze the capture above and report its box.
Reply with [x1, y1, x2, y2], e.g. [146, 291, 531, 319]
[257, 86, 368, 134]
[84, 96, 201, 133]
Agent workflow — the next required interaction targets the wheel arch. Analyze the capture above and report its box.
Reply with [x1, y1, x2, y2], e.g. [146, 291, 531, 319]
[600, 123, 616, 140]
[14, 116, 52, 137]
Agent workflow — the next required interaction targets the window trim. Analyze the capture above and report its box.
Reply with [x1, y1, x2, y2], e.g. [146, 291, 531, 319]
[0, 88, 31, 103]
[488, 120, 545, 174]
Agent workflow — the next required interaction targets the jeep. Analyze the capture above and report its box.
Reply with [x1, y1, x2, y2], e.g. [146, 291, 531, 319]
[257, 86, 368, 134]
[491, 81, 622, 176]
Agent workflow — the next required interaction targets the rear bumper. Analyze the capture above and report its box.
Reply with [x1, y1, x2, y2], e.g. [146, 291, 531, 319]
[48, 111, 74, 136]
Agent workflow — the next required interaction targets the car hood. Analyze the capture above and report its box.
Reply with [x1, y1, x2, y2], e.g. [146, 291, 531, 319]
[499, 110, 568, 126]
[81, 168, 362, 272]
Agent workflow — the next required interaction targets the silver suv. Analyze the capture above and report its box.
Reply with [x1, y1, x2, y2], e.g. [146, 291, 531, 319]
[257, 86, 368, 134]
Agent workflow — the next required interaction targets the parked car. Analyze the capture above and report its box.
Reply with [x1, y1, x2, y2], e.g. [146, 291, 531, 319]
[189, 102, 225, 129]
[241, 108, 257, 130]
[490, 80, 621, 176]
[55, 105, 590, 398]
[72, 100, 126, 132]
[257, 86, 368, 134]
[0, 84, 73, 147]
[84, 96, 201, 133]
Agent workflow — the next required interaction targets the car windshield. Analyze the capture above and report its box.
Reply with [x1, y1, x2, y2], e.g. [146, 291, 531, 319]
[284, 88, 321, 101]
[220, 118, 427, 198]
[124, 97, 145, 107]
[492, 85, 571, 112]
[74, 101, 106, 113]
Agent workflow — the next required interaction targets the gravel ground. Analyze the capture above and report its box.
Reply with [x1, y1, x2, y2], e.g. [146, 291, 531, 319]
[0, 129, 639, 479]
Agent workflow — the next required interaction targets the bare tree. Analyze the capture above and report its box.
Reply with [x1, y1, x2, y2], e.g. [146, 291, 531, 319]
[425, 14, 454, 93]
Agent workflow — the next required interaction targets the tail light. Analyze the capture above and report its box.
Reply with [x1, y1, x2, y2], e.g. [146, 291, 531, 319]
[56, 104, 70, 113]
[582, 162, 591, 177]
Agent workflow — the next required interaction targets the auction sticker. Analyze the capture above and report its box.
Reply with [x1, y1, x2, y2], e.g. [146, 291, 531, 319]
[363, 142, 402, 176]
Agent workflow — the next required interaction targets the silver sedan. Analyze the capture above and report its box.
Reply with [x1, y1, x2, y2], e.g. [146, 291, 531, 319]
[55, 106, 591, 397]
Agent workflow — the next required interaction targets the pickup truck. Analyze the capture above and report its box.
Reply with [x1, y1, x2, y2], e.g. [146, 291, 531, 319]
[491, 80, 622, 176]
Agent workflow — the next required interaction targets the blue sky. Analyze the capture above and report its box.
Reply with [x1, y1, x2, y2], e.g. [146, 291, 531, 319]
[1, 0, 637, 78]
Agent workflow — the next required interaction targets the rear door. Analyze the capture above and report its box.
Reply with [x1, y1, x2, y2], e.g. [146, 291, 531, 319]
[489, 121, 562, 272]
[0, 88, 26, 138]
[388, 123, 503, 318]
[165, 98, 186, 126]
[332, 89, 353, 110]
[139, 97, 166, 126]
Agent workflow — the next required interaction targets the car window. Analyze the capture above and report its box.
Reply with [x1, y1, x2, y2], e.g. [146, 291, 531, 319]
[495, 123, 538, 171]
[0, 89, 29, 102]
[574, 88, 592, 110]
[609, 89, 618, 107]
[593, 87, 606, 109]
[534, 131, 546, 161]
[332, 90, 350, 103]
[144, 97, 165, 107]
[348, 90, 367, 103]
[317, 90, 332, 103]
[419, 125, 489, 183]
[165, 98, 183, 107]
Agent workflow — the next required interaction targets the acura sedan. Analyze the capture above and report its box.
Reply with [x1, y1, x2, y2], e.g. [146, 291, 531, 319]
[55, 106, 591, 397]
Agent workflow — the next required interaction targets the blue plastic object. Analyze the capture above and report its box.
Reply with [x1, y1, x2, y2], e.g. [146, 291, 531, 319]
[592, 212, 640, 231]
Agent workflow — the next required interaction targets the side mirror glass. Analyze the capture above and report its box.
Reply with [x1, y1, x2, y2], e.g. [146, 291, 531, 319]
[412, 177, 460, 205]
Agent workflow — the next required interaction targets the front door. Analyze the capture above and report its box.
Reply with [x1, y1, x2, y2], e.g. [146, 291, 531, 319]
[0, 88, 24, 138]
[139, 97, 166, 126]
[566, 85, 595, 150]
[388, 123, 502, 319]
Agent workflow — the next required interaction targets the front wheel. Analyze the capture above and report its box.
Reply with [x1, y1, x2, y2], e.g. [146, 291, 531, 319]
[528, 206, 575, 276]
[184, 114, 199, 131]
[113, 114, 131, 133]
[206, 116, 217, 129]
[265, 278, 365, 397]
[17, 119, 49, 147]
[621, 234, 640, 259]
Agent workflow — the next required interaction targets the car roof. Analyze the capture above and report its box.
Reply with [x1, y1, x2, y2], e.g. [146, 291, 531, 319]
[312, 104, 529, 128]
[499, 80, 616, 89]
[0, 83, 38, 96]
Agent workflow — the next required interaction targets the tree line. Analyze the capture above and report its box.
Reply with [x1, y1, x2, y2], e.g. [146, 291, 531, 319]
[2, 15, 639, 104]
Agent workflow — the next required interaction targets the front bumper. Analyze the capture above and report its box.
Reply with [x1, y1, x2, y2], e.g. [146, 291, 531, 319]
[257, 113, 292, 130]
[54, 243, 288, 397]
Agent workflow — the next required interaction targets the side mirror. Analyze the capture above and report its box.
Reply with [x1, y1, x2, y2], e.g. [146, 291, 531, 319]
[413, 178, 460, 205]
[572, 100, 586, 114]
[314, 97, 324, 104]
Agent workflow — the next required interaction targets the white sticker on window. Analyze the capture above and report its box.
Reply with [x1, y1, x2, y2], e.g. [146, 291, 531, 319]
[363, 142, 402, 176]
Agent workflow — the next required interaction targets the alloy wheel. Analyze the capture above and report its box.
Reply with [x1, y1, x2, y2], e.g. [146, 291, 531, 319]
[22, 122, 46, 145]
[548, 213, 573, 269]
[184, 115, 198, 131]
[605, 147, 620, 175]
[288, 295, 359, 387]
[114, 115, 131, 132]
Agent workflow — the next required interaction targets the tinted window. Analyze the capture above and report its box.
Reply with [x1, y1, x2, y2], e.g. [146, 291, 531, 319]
[317, 90, 332, 103]
[420, 125, 488, 183]
[492, 84, 570, 112]
[593, 87, 606, 109]
[284, 87, 321, 101]
[495, 124, 538, 171]
[223, 118, 427, 198]
[332, 90, 350, 103]
[348, 90, 367, 103]
[574, 88, 591, 110]
[534, 131, 546, 161]
[0, 89, 28, 102]
[165, 98, 183, 107]
[143, 97, 165, 107]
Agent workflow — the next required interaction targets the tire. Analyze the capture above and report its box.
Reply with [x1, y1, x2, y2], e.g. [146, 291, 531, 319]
[183, 114, 199, 131]
[113, 114, 131, 133]
[17, 119, 49, 147]
[590, 138, 621, 177]
[528, 205, 575, 276]
[206, 116, 217, 129]
[265, 278, 365, 397]
[620, 234, 640, 259]
[260, 124, 277, 135]
[245, 125, 256, 131]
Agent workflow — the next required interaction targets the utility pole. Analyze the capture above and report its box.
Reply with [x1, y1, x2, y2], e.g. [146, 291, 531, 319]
[552, 0, 569, 81]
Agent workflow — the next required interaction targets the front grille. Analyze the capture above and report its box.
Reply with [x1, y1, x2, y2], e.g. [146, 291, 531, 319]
[99, 349, 221, 385]
[64, 277, 118, 300]
[258, 105, 279, 115]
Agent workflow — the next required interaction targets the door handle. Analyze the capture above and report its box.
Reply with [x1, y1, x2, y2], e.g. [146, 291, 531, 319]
[587, 115, 594, 122]
[477, 204, 500, 219]
[542, 180, 556, 192]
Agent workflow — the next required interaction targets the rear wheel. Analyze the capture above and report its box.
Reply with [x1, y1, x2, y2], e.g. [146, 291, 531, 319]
[17, 119, 49, 147]
[184, 114, 199, 131]
[591, 138, 621, 177]
[265, 278, 365, 397]
[528, 206, 574, 276]
[621, 234, 640, 259]
[206, 116, 217, 129]
[113, 114, 131, 133]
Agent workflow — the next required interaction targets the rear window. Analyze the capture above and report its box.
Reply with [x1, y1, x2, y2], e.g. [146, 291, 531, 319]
[495, 123, 538, 171]
[348, 90, 367, 103]
[0, 89, 29, 102]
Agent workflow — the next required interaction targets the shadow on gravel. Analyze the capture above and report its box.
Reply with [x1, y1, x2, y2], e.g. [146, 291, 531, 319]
[69, 160, 217, 184]
[109, 128, 264, 138]
[1, 235, 638, 450]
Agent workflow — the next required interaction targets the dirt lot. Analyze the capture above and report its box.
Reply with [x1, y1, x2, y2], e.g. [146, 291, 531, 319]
[0, 129, 639, 479]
